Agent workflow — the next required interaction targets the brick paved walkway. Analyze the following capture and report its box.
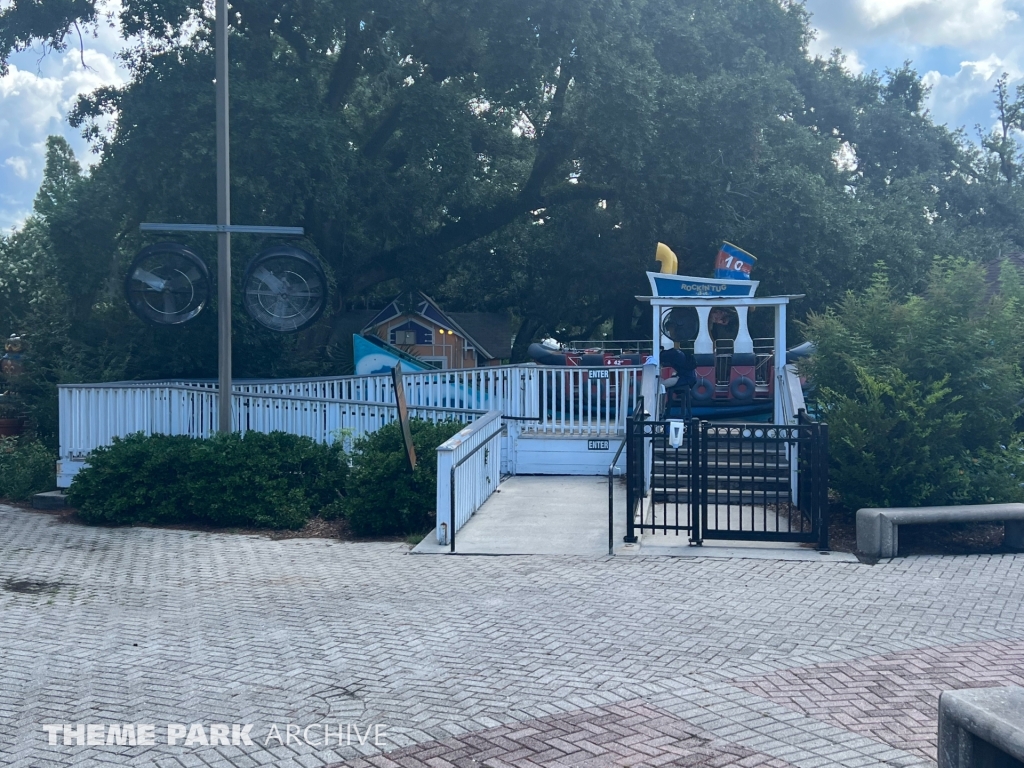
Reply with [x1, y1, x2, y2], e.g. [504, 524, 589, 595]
[2, 503, 1023, 767]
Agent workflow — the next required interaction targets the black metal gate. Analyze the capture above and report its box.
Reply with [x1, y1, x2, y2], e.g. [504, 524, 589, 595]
[624, 403, 829, 548]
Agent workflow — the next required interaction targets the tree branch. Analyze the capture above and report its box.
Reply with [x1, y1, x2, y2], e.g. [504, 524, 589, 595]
[362, 101, 403, 157]
[72, 22, 89, 70]
[339, 182, 614, 299]
[521, 62, 575, 201]
[546, 62, 574, 127]
[326, 16, 363, 109]
[537, 183, 615, 207]
[393, 184, 615, 275]
[348, 58, 590, 296]
[277, 17, 310, 63]
[231, 0, 309, 62]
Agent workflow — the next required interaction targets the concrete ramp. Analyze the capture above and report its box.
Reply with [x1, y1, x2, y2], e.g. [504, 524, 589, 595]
[412, 476, 857, 561]
[414, 476, 624, 556]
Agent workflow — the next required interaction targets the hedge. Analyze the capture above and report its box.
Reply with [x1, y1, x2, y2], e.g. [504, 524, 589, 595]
[0, 437, 56, 501]
[343, 419, 465, 536]
[68, 431, 347, 529]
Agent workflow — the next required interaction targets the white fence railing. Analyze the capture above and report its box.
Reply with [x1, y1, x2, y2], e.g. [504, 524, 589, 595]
[57, 383, 484, 486]
[60, 365, 642, 437]
[779, 363, 806, 425]
[435, 411, 504, 546]
[57, 365, 644, 486]
[166, 369, 519, 411]
[222, 366, 641, 434]
[778, 364, 807, 504]
[530, 366, 641, 435]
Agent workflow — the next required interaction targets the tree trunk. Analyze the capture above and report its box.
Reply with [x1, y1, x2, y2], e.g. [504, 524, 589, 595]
[510, 317, 542, 363]
[612, 299, 637, 340]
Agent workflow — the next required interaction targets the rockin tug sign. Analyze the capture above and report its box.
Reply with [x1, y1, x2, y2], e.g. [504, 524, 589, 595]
[644, 242, 803, 423]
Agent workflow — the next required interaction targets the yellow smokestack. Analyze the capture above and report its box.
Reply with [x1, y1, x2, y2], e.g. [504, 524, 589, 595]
[655, 242, 678, 275]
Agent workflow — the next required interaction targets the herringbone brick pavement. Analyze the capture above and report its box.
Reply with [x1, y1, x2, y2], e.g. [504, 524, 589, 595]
[734, 639, 1024, 762]
[2, 504, 1023, 767]
[326, 699, 799, 767]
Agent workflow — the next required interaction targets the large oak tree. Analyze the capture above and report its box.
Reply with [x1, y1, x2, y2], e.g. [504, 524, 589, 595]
[2, 0, 1022, 382]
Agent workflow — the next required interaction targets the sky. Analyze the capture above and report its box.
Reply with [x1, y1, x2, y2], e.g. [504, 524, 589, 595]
[1, 0, 1023, 233]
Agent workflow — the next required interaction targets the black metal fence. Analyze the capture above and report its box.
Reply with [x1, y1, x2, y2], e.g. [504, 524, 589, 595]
[624, 404, 829, 549]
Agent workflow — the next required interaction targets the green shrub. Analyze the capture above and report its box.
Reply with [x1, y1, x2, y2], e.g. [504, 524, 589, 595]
[818, 366, 972, 509]
[0, 437, 56, 501]
[344, 419, 465, 537]
[963, 439, 1024, 505]
[804, 259, 1024, 510]
[68, 431, 348, 529]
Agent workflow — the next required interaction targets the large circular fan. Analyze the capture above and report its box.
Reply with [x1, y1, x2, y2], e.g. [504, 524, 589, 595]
[242, 246, 328, 333]
[125, 243, 211, 325]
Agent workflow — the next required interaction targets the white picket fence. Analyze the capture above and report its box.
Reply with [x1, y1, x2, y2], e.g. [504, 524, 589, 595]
[56, 363, 809, 540]
[56, 363, 808, 479]
[58, 366, 641, 460]
[56, 383, 484, 486]
[111, 365, 643, 435]
[435, 411, 504, 545]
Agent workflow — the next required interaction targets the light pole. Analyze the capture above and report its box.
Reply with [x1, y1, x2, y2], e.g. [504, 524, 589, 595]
[137, 3, 304, 432]
[215, 0, 232, 433]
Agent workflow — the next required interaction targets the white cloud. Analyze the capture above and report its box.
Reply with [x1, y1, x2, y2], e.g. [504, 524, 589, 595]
[0, 66, 64, 135]
[858, 0, 931, 26]
[4, 157, 30, 179]
[924, 55, 1024, 130]
[807, 28, 866, 75]
[0, 1, 128, 230]
[804, 0, 1024, 135]
[857, 0, 1019, 47]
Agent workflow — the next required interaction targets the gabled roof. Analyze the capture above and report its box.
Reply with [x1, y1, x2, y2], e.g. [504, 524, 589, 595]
[363, 302, 402, 330]
[447, 312, 513, 359]
[361, 291, 513, 360]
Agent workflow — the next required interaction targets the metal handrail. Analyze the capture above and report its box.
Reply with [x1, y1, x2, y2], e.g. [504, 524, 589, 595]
[608, 438, 627, 555]
[623, 394, 646, 544]
[448, 418, 505, 553]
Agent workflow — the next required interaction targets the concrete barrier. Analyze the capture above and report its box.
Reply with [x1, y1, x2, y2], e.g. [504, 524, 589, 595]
[856, 503, 1024, 558]
[939, 687, 1024, 767]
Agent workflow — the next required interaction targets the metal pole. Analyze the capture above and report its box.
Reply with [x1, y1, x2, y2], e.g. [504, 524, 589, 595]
[450, 466, 456, 553]
[608, 464, 614, 555]
[624, 402, 638, 543]
[690, 417, 701, 545]
[608, 437, 627, 555]
[818, 423, 830, 551]
[215, 0, 232, 432]
[773, 302, 787, 425]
